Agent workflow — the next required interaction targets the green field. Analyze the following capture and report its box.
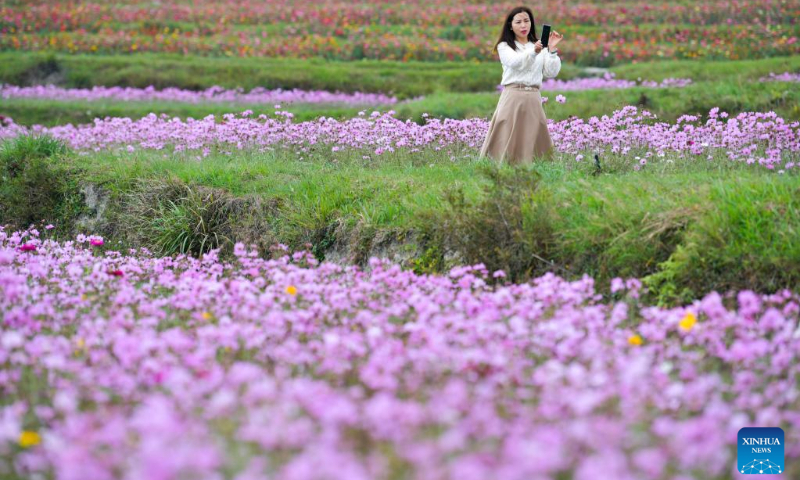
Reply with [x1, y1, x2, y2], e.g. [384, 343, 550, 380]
[2, 52, 800, 126]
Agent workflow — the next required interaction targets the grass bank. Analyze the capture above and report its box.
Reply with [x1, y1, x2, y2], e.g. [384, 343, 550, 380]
[0, 51, 527, 99]
[3, 78, 799, 126]
[2, 51, 798, 96]
[2, 135, 799, 306]
[2, 53, 798, 126]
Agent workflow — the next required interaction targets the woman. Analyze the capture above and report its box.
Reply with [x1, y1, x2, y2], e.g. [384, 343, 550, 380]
[479, 6, 564, 165]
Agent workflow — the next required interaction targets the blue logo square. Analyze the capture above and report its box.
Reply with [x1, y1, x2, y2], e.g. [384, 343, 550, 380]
[738, 427, 785, 474]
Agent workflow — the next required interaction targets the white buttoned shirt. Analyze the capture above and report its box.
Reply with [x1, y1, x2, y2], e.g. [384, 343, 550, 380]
[496, 40, 561, 87]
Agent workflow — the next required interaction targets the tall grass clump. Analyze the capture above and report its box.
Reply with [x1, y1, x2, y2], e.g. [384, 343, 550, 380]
[118, 178, 279, 258]
[119, 179, 234, 257]
[430, 163, 558, 283]
[0, 134, 81, 230]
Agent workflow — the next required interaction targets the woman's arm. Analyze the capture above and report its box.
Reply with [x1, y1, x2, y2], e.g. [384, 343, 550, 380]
[497, 42, 535, 70]
[542, 48, 561, 79]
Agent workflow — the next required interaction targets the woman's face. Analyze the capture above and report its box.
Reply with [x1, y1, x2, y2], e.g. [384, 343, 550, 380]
[511, 12, 531, 39]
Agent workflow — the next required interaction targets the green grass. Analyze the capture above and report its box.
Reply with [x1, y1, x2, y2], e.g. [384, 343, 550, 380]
[0, 134, 83, 233]
[2, 51, 798, 96]
[610, 55, 800, 82]
[3, 53, 799, 127]
[0, 98, 370, 126]
[74, 147, 480, 230]
[3, 134, 797, 306]
[80, 149, 800, 305]
[0, 51, 529, 99]
[394, 80, 800, 123]
[4, 77, 798, 127]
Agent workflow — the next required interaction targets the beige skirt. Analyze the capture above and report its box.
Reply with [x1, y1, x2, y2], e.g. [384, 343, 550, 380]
[479, 84, 555, 165]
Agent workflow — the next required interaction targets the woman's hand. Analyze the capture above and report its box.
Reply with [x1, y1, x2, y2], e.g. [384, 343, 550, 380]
[533, 40, 543, 53]
[549, 31, 564, 48]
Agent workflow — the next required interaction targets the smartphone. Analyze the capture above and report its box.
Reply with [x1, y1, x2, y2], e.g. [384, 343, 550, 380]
[541, 24, 551, 47]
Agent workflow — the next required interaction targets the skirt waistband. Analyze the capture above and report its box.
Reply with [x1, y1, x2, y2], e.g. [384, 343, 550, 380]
[504, 83, 540, 91]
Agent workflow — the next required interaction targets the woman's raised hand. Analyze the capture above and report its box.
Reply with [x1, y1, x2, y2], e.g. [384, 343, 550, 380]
[534, 40, 543, 53]
[549, 31, 564, 48]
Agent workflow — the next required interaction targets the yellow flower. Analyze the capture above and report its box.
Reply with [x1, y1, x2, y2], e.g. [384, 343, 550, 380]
[201, 311, 213, 321]
[628, 334, 643, 346]
[19, 431, 40, 448]
[285, 285, 298, 295]
[73, 337, 87, 357]
[679, 312, 697, 331]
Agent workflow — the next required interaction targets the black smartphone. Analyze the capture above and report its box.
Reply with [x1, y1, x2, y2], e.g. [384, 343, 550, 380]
[541, 24, 551, 47]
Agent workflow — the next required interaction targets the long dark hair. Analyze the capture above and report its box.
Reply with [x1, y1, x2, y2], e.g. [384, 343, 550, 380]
[493, 6, 538, 53]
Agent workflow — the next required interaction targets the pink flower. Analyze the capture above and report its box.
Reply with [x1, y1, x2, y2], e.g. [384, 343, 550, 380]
[0, 248, 15, 265]
[19, 244, 36, 252]
[90, 238, 104, 247]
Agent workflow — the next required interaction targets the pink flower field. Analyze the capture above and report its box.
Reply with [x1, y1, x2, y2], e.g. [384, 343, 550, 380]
[1, 227, 799, 479]
[1, 106, 798, 171]
[0, 84, 401, 107]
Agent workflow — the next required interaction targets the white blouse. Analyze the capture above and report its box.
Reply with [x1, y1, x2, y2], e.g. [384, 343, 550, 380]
[496, 40, 561, 87]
